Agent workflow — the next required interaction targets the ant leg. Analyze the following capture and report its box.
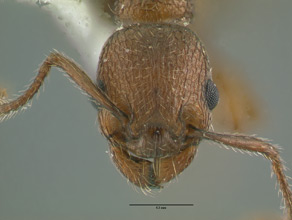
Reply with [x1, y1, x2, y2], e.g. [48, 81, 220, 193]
[213, 70, 260, 132]
[193, 129, 292, 219]
[0, 52, 127, 123]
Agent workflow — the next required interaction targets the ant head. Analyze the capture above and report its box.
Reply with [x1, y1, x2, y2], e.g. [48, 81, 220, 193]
[114, 0, 193, 25]
[97, 23, 219, 189]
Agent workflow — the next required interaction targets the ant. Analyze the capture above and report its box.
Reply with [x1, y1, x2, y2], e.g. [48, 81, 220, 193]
[0, 0, 291, 218]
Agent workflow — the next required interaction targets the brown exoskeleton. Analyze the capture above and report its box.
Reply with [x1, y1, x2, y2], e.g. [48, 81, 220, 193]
[0, 0, 291, 218]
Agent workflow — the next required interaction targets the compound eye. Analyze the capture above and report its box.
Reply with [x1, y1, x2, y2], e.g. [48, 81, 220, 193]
[205, 79, 219, 110]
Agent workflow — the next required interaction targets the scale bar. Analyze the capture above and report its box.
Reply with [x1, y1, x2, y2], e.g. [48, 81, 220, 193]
[129, 204, 194, 207]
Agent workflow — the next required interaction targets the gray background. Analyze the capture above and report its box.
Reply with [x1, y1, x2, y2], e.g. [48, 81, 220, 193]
[0, 0, 292, 220]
